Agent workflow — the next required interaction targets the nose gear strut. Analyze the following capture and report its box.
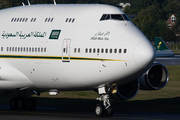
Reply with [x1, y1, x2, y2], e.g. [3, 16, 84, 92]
[95, 86, 114, 117]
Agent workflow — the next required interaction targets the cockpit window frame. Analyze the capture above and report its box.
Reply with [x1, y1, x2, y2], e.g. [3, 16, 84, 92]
[100, 14, 130, 21]
[122, 14, 130, 21]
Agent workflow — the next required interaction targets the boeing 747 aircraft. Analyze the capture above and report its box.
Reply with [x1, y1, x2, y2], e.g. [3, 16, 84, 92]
[0, 3, 169, 117]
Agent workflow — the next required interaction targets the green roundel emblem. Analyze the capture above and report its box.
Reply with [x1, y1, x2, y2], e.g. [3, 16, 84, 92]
[49, 30, 61, 39]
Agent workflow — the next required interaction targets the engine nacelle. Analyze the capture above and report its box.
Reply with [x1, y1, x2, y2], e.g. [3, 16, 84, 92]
[139, 63, 169, 90]
[109, 63, 168, 100]
[110, 79, 139, 100]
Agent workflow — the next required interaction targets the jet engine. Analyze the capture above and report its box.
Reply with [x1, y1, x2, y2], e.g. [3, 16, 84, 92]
[139, 63, 169, 90]
[110, 79, 139, 100]
[109, 63, 168, 100]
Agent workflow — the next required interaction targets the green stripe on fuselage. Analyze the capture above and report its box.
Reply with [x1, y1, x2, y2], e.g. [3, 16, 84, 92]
[0, 54, 128, 61]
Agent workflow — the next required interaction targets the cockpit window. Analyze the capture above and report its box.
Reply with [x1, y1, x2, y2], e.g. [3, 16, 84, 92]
[100, 14, 110, 21]
[100, 14, 107, 21]
[122, 14, 130, 21]
[106, 14, 110, 20]
[100, 14, 130, 21]
[111, 14, 124, 21]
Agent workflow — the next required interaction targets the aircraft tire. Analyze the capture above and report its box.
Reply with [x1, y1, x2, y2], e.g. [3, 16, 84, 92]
[28, 98, 37, 110]
[17, 98, 27, 110]
[105, 106, 114, 117]
[9, 97, 18, 110]
[95, 103, 105, 117]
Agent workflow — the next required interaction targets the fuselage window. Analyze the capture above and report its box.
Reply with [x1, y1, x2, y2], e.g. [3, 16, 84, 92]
[18, 47, 20, 52]
[31, 18, 33, 22]
[45, 18, 48, 22]
[26, 47, 28, 52]
[69, 18, 72, 22]
[21, 47, 23, 52]
[51, 18, 54, 22]
[44, 48, 46, 52]
[85, 48, 88, 53]
[6, 47, 8, 52]
[19, 18, 22, 22]
[74, 48, 77, 53]
[32, 47, 34, 52]
[15, 47, 17, 52]
[124, 49, 127, 53]
[25, 18, 28, 22]
[1, 47, 3, 51]
[29, 47, 31, 52]
[89, 48, 92, 53]
[41, 47, 43, 52]
[14, 18, 17, 22]
[93, 48, 96, 53]
[110, 49, 112, 53]
[119, 49, 122, 53]
[17, 18, 19, 22]
[72, 18, 75, 23]
[105, 49, 108, 53]
[35, 48, 37, 52]
[78, 48, 80, 53]
[23, 47, 25, 52]
[11, 18, 14, 22]
[9, 47, 12, 52]
[48, 18, 51, 22]
[22, 18, 25, 22]
[34, 18, 36, 22]
[97, 49, 100, 53]
[101, 49, 104, 53]
[63, 48, 66, 53]
[65, 18, 75, 23]
[38, 48, 40, 52]
[114, 49, 117, 53]
[12, 47, 14, 52]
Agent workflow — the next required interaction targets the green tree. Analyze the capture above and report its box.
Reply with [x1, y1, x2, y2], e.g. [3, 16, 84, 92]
[0, 0, 9, 9]
[159, 28, 176, 42]
[132, 5, 165, 41]
[163, 0, 180, 18]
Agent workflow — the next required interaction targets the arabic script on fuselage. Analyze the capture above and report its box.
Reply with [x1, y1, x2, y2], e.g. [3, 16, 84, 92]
[90, 31, 110, 40]
[2, 31, 47, 39]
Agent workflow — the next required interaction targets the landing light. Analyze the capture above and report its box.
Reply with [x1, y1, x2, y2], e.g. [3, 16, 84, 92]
[49, 89, 59, 95]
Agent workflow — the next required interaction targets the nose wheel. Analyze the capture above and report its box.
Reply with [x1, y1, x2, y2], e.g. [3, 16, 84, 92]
[95, 103, 105, 117]
[95, 86, 114, 117]
[95, 102, 114, 117]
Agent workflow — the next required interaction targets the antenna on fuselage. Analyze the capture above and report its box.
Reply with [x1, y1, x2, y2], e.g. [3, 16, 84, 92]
[27, 0, 31, 6]
[53, 0, 56, 5]
[22, 2, 25, 6]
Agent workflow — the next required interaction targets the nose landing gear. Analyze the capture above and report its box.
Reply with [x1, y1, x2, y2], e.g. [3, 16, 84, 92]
[95, 86, 114, 117]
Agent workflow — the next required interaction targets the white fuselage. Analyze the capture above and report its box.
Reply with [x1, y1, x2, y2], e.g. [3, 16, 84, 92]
[0, 4, 155, 91]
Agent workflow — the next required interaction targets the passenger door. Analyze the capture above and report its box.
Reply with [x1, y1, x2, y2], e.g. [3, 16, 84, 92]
[62, 39, 71, 62]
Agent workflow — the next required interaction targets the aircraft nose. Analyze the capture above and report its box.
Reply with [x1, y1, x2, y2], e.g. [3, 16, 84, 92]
[134, 41, 155, 68]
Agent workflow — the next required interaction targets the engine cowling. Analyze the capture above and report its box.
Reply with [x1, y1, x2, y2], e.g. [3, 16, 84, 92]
[109, 63, 168, 100]
[110, 79, 139, 100]
[139, 63, 169, 90]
